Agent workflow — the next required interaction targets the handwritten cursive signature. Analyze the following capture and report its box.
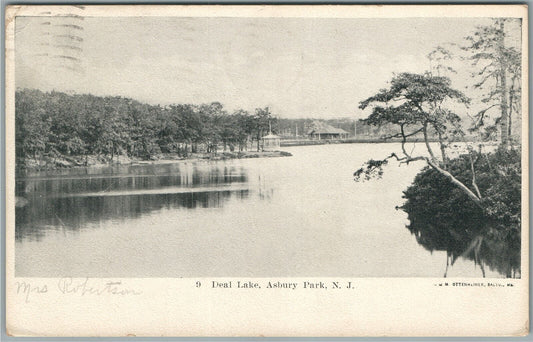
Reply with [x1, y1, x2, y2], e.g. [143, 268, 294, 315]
[57, 278, 143, 296]
[15, 281, 48, 303]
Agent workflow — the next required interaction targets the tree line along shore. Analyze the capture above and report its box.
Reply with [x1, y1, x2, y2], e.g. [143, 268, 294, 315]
[15, 88, 419, 171]
[15, 88, 297, 171]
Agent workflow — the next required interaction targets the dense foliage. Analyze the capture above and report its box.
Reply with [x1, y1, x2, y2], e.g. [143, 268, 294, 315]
[400, 147, 521, 277]
[402, 147, 521, 235]
[15, 89, 277, 167]
[16, 89, 402, 170]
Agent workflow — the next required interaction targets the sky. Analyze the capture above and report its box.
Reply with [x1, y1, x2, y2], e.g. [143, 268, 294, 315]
[15, 15, 521, 119]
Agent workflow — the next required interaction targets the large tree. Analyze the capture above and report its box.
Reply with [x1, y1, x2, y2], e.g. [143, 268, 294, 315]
[463, 19, 522, 148]
[355, 72, 485, 205]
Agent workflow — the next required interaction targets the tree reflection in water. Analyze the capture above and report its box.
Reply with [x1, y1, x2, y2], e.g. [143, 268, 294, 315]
[15, 163, 251, 242]
[404, 208, 521, 278]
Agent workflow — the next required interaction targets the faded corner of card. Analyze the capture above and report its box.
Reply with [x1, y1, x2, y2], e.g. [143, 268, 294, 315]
[6, 321, 27, 338]
[5, 5, 19, 28]
[519, 319, 530, 336]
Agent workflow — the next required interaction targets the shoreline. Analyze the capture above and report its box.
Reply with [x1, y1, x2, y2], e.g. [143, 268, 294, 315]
[279, 137, 487, 147]
[16, 139, 501, 173]
[17, 150, 293, 173]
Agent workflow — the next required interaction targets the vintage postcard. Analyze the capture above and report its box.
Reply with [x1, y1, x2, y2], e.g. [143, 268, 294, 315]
[5, 4, 529, 336]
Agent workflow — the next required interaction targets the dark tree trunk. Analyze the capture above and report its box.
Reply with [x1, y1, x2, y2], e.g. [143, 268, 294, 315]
[498, 20, 510, 148]
[508, 82, 514, 140]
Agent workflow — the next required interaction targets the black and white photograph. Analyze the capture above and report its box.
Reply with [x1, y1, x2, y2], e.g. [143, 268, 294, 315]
[5, 4, 529, 337]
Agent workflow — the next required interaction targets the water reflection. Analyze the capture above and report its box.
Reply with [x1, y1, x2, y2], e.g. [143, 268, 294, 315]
[15, 162, 251, 242]
[404, 210, 521, 278]
[16, 144, 515, 277]
[16, 163, 248, 195]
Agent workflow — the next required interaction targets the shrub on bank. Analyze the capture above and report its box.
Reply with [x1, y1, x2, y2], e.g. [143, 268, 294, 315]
[400, 147, 521, 277]
[401, 147, 521, 240]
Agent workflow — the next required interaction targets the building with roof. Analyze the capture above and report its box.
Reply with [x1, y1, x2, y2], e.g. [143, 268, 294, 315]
[262, 133, 281, 151]
[307, 121, 350, 140]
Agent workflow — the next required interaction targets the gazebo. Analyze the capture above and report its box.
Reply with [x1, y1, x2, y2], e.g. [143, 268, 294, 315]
[262, 133, 281, 151]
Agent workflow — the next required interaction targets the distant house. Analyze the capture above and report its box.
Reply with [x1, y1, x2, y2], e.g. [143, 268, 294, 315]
[307, 121, 350, 140]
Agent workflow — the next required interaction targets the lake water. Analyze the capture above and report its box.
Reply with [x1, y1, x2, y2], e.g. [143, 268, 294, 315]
[15, 143, 512, 278]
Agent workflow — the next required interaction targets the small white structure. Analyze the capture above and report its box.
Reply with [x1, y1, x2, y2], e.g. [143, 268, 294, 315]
[262, 133, 281, 151]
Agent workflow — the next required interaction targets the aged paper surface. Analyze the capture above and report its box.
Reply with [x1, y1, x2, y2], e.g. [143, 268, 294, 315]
[5, 4, 529, 336]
